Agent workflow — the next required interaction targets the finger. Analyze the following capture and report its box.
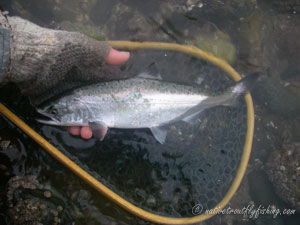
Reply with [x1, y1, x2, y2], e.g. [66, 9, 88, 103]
[106, 48, 130, 65]
[80, 126, 93, 139]
[68, 126, 81, 135]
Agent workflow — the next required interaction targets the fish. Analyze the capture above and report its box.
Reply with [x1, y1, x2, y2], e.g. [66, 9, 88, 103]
[37, 71, 259, 144]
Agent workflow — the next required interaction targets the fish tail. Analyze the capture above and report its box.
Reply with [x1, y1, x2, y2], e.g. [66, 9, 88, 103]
[204, 72, 260, 108]
[231, 72, 260, 95]
[179, 73, 259, 124]
[215, 72, 259, 108]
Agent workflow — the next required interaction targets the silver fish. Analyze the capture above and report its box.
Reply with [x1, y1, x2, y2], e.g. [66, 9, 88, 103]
[37, 72, 258, 144]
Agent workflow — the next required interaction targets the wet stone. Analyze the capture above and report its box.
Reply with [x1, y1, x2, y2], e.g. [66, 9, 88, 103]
[54, 216, 60, 223]
[0, 164, 7, 170]
[0, 140, 10, 149]
[57, 205, 63, 212]
[43, 190, 52, 198]
[279, 165, 286, 171]
[11, 181, 20, 189]
[71, 191, 78, 201]
[50, 209, 58, 217]
[19, 180, 25, 187]
[78, 189, 89, 200]
[6, 175, 63, 225]
[146, 195, 157, 207]
[266, 142, 300, 211]
[29, 184, 37, 190]
[22, 182, 30, 189]
[8, 199, 44, 225]
[39, 204, 46, 210]
[11, 176, 21, 182]
[42, 209, 48, 217]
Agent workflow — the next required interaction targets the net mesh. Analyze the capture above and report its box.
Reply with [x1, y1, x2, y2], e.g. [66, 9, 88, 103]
[38, 49, 247, 217]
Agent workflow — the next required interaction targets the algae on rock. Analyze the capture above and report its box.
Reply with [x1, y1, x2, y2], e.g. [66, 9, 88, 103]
[190, 27, 237, 64]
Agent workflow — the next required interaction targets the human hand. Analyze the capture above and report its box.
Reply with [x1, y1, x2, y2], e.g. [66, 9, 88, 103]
[68, 48, 130, 139]
[7, 16, 130, 106]
[5, 16, 130, 139]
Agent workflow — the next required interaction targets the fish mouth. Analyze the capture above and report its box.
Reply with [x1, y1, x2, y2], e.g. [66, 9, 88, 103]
[36, 109, 61, 125]
[36, 118, 62, 125]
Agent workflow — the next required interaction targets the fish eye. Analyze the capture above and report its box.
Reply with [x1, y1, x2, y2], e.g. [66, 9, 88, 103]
[47, 106, 57, 115]
[50, 109, 57, 114]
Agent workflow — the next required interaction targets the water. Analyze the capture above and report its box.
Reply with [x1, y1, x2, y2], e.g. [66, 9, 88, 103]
[1, 0, 300, 224]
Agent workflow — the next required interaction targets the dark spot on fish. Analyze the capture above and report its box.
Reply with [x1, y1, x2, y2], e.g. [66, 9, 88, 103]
[220, 149, 226, 154]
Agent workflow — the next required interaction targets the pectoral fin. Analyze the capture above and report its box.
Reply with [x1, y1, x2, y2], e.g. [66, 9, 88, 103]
[150, 126, 167, 144]
[89, 122, 108, 141]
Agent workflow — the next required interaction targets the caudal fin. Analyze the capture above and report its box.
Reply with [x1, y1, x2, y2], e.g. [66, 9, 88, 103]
[219, 72, 259, 107]
[232, 72, 260, 95]
[173, 72, 259, 128]
[205, 72, 260, 108]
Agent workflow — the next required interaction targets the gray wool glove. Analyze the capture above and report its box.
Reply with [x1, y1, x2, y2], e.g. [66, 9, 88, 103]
[5, 16, 125, 106]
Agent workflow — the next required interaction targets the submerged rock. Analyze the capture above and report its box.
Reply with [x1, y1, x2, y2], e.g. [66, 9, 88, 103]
[237, 12, 300, 115]
[261, 0, 300, 13]
[248, 170, 282, 207]
[266, 142, 300, 211]
[252, 76, 300, 117]
[248, 171, 285, 225]
[184, 0, 257, 27]
[238, 11, 273, 68]
[9, 0, 97, 25]
[0, 134, 27, 177]
[190, 28, 237, 64]
[57, 20, 107, 41]
[0, 140, 11, 149]
[6, 175, 64, 225]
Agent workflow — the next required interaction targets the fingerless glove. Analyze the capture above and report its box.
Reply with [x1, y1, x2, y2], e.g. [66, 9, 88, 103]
[3, 16, 125, 106]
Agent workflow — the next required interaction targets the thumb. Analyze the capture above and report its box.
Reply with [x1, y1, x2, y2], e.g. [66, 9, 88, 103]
[106, 48, 130, 65]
